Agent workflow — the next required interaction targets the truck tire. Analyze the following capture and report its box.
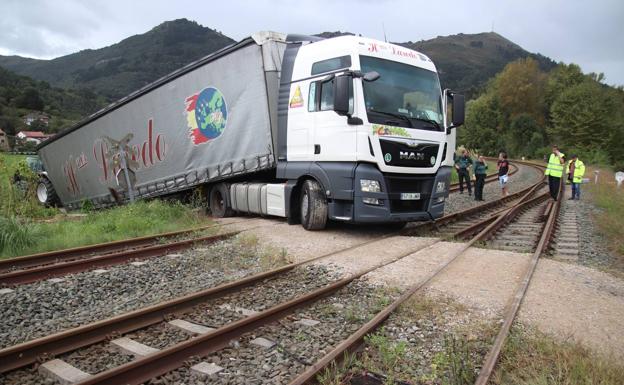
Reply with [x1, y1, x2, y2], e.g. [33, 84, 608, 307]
[36, 178, 59, 207]
[209, 183, 233, 218]
[300, 179, 328, 230]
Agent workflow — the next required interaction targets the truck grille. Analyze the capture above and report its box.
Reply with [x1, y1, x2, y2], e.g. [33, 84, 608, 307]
[379, 139, 439, 168]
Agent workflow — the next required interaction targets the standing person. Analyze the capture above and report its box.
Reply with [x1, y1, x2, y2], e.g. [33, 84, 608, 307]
[454, 149, 473, 195]
[474, 155, 488, 201]
[497, 152, 510, 197]
[567, 154, 585, 200]
[545, 145, 566, 200]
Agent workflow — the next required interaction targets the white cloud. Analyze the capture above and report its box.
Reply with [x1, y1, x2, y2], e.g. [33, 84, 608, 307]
[0, 0, 622, 85]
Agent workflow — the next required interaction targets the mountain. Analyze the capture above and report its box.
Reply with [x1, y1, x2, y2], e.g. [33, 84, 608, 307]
[0, 19, 235, 100]
[0, 21, 555, 102]
[399, 32, 556, 96]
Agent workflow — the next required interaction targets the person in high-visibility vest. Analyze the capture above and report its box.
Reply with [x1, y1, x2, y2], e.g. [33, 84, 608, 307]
[567, 154, 585, 200]
[545, 145, 566, 200]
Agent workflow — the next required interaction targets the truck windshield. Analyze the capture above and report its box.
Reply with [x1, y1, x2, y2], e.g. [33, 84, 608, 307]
[360, 55, 443, 131]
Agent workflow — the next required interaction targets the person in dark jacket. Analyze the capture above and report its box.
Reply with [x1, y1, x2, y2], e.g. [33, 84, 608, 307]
[454, 149, 473, 195]
[497, 152, 510, 197]
[474, 155, 488, 201]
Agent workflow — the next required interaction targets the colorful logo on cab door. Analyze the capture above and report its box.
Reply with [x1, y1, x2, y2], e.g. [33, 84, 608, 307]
[185, 87, 227, 145]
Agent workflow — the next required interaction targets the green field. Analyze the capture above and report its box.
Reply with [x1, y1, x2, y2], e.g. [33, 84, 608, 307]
[0, 152, 213, 259]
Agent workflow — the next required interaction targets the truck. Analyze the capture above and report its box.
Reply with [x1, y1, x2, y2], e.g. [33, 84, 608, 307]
[36, 31, 465, 230]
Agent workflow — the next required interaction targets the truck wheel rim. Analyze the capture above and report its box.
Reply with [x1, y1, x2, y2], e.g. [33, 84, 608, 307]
[37, 183, 48, 203]
[301, 191, 309, 220]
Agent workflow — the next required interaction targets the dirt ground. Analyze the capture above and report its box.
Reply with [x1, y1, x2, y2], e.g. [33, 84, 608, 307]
[220, 217, 624, 361]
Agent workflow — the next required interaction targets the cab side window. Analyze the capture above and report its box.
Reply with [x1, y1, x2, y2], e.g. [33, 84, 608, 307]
[320, 80, 334, 111]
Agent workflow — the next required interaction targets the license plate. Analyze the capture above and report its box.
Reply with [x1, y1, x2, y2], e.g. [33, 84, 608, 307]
[400, 192, 421, 200]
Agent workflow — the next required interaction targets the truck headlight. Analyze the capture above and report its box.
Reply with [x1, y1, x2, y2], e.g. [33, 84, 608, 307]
[436, 181, 446, 194]
[360, 179, 382, 193]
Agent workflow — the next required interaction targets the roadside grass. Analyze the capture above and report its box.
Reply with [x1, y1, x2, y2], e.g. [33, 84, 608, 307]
[0, 198, 213, 259]
[492, 324, 623, 385]
[1, 152, 216, 258]
[584, 166, 624, 271]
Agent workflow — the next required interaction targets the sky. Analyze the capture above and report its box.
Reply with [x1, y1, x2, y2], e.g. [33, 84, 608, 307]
[1, 0, 623, 86]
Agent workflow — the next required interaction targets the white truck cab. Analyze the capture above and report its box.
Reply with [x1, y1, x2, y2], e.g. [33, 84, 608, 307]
[275, 34, 464, 229]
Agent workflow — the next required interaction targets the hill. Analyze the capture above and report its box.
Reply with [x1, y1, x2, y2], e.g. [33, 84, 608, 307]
[0, 21, 556, 102]
[0, 19, 235, 100]
[400, 32, 556, 96]
[0, 66, 105, 138]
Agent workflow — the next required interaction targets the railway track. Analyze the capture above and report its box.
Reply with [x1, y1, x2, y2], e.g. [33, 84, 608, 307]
[0, 219, 260, 286]
[0, 161, 557, 385]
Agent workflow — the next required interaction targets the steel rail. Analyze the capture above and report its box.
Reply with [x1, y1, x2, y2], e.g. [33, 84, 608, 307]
[73, 239, 442, 385]
[287, 165, 548, 385]
[0, 230, 399, 374]
[0, 231, 239, 286]
[0, 218, 252, 273]
[474, 171, 564, 385]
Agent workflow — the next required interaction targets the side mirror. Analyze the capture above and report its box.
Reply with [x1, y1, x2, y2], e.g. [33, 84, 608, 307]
[363, 71, 380, 82]
[451, 93, 465, 127]
[333, 75, 351, 115]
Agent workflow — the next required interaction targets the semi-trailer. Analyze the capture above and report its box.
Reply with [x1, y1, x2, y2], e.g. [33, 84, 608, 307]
[36, 31, 465, 230]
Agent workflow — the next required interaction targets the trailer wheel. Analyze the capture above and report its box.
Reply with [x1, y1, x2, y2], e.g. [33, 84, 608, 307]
[209, 183, 233, 218]
[36, 178, 59, 207]
[300, 179, 328, 230]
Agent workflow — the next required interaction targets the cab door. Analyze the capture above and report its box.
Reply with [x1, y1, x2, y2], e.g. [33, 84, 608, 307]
[311, 76, 357, 162]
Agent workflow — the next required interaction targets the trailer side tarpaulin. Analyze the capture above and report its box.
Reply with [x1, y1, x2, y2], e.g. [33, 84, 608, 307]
[38, 39, 285, 209]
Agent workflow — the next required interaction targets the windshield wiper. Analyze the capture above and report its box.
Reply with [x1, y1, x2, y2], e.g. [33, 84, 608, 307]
[367, 109, 413, 128]
[410, 117, 441, 130]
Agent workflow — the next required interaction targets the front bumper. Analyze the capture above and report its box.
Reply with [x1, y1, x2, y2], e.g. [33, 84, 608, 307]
[345, 163, 450, 223]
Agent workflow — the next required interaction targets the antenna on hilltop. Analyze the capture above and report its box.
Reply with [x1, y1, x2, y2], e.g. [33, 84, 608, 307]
[382, 22, 388, 42]
[491, 20, 494, 32]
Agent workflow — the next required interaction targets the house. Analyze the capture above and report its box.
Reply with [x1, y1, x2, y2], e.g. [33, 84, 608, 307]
[23, 112, 50, 126]
[16, 131, 53, 145]
[0, 128, 10, 151]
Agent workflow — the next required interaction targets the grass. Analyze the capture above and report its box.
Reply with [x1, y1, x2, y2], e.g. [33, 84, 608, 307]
[584, 166, 624, 271]
[492, 325, 624, 385]
[0, 152, 218, 258]
[0, 200, 213, 258]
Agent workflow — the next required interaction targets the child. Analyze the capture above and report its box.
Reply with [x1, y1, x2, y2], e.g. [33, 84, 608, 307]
[474, 156, 488, 201]
[497, 152, 510, 197]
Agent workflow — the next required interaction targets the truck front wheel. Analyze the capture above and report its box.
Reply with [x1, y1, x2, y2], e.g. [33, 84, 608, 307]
[36, 178, 59, 207]
[209, 183, 233, 218]
[300, 179, 328, 230]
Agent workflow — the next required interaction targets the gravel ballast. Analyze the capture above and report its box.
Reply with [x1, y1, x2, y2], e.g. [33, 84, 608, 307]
[444, 162, 543, 214]
[0, 236, 288, 349]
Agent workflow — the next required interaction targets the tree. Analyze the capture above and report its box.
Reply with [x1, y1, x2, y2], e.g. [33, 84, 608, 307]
[544, 63, 585, 110]
[459, 93, 504, 154]
[507, 113, 545, 158]
[494, 57, 547, 126]
[549, 81, 612, 153]
[14, 87, 44, 110]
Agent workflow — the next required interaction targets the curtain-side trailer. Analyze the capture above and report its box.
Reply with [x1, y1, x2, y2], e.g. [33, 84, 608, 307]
[37, 31, 465, 230]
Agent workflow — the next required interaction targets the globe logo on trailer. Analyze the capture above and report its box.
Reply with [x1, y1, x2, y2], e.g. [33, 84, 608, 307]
[185, 87, 227, 145]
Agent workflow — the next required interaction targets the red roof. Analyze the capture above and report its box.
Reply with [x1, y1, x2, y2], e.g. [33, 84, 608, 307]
[18, 131, 48, 138]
